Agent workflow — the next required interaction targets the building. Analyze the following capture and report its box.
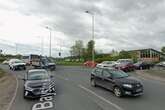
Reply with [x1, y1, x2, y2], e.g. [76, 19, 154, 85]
[129, 48, 165, 62]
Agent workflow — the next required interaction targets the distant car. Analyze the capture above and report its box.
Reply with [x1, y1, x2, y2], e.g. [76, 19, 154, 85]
[84, 61, 97, 67]
[156, 61, 165, 67]
[96, 61, 116, 68]
[40, 57, 56, 71]
[2, 60, 9, 65]
[134, 61, 151, 70]
[115, 59, 135, 72]
[9, 59, 26, 71]
[23, 69, 56, 99]
[90, 67, 143, 97]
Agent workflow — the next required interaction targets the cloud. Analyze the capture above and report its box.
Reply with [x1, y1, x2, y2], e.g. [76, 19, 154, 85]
[0, 0, 165, 56]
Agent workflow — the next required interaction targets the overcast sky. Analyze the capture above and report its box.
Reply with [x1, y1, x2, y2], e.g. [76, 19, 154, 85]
[0, 0, 165, 57]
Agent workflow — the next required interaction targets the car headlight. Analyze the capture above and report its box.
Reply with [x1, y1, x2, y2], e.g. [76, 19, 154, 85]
[25, 86, 33, 91]
[123, 84, 133, 88]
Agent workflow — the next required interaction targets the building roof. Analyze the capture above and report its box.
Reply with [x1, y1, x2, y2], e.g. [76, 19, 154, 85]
[128, 48, 165, 56]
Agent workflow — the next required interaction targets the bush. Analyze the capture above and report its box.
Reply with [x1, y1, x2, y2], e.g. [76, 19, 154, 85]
[95, 56, 120, 63]
[0, 68, 5, 78]
[0, 57, 6, 63]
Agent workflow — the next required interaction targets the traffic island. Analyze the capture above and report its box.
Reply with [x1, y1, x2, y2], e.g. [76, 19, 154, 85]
[0, 69, 17, 110]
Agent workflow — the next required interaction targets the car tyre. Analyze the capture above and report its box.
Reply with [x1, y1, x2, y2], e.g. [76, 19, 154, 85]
[12, 67, 15, 71]
[23, 90, 27, 99]
[114, 86, 122, 97]
[91, 79, 96, 87]
[23, 67, 26, 70]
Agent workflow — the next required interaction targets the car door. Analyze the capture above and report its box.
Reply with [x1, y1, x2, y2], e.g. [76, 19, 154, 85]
[93, 68, 103, 86]
[102, 69, 114, 90]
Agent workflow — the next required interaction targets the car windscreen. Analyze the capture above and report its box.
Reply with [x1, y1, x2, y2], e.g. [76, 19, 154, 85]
[15, 61, 23, 63]
[109, 70, 129, 78]
[28, 71, 49, 80]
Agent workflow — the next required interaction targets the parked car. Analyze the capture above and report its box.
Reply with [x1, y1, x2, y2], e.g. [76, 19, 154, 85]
[116, 59, 133, 65]
[134, 61, 151, 70]
[156, 61, 165, 67]
[90, 67, 143, 97]
[84, 61, 97, 68]
[96, 61, 116, 68]
[23, 69, 56, 99]
[9, 59, 26, 71]
[115, 59, 135, 72]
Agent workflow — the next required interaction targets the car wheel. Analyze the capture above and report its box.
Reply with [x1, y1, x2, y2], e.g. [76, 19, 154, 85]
[23, 67, 26, 70]
[23, 90, 27, 99]
[114, 87, 122, 97]
[12, 67, 15, 71]
[91, 79, 96, 87]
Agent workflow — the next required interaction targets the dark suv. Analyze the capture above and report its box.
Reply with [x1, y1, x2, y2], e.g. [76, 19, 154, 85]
[90, 67, 143, 97]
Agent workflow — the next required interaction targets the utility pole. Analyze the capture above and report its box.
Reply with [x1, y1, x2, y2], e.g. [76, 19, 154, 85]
[85, 10, 95, 64]
[45, 26, 52, 57]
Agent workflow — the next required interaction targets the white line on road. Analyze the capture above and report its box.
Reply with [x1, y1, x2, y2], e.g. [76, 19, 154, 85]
[78, 85, 124, 110]
[7, 74, 19, 110]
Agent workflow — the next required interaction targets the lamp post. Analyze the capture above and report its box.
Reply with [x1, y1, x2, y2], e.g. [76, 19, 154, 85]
[45, 26, 52, 57]
[85, 10, 95, 64]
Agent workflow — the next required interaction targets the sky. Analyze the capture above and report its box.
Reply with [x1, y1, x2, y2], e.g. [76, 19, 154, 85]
[0, 0, 165, 57]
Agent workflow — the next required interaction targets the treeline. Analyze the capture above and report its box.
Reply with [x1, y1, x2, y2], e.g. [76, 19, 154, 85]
[67, 40, 138, 63]
[0, 54, 22, 62]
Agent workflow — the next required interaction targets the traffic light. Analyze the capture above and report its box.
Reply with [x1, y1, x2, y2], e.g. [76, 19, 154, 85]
[59, 52, 61, 56]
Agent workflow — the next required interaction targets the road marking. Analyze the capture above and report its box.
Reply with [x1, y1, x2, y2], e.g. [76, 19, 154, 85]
[78, 85, 124, 110]
[55, 75, 69, 81]
[6, 74, 19, 110]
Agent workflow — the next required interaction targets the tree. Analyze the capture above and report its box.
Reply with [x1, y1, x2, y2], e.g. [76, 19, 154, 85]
[70, 40, 84, 61]
[161, 46, 165, 53]
[119, 50, 131, 59]
[86, 40, 95, 60]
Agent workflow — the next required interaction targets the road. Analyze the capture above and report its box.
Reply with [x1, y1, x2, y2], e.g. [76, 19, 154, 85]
[1, 65, 165, 110]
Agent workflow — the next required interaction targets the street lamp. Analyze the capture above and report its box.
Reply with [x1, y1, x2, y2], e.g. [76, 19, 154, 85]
[85, 10, 95, 63]
[45, 26, 52, 57]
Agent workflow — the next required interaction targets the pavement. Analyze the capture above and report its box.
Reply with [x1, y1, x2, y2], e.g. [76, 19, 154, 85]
[0, 65, 165, 110]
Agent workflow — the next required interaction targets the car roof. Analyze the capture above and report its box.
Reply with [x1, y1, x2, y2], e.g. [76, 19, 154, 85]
[28, 69, 47, 73]
[95, 66, 116, 70]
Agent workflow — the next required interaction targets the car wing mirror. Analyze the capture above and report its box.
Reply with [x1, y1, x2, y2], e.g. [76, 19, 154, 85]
[50, 75, 54, 78]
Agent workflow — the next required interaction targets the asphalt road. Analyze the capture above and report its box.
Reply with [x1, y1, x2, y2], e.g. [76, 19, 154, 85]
[1, 65, 165, 110]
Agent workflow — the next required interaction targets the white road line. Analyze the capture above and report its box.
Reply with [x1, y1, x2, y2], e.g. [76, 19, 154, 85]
[78, 85, 124, 110]
[7, 74, 19, 110]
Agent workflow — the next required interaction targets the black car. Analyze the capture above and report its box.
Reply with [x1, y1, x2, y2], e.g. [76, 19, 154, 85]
[134, 61, 151, 70]
[23, 69, 56, 99]
[35, 57, 56, 71]
[90, 67, 143, 97]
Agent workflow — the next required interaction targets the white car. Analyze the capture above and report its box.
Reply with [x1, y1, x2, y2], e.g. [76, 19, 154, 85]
[156, 61, 165, 67]
[9, 59, 26, 71]
[96, 61, 116, 68]
[2, 60, 9, 65]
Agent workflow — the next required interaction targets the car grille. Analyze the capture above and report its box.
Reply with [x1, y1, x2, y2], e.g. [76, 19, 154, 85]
[33, 88, 41, 93]
[133, 83, 142, 89]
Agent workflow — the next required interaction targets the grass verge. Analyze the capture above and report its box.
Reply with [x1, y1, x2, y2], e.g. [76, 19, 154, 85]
[0, 68, 5, 78]
[56, 61, 83, 66]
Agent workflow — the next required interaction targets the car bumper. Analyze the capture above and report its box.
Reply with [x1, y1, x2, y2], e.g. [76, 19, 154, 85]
[122, 87, 143, 96]
[24, 88, 56, 98]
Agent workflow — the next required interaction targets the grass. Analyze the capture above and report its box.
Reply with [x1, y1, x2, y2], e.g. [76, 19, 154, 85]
[56, 61, 83, 66]
[0, 68, 5, 78]
[144, 70, 165, 78]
